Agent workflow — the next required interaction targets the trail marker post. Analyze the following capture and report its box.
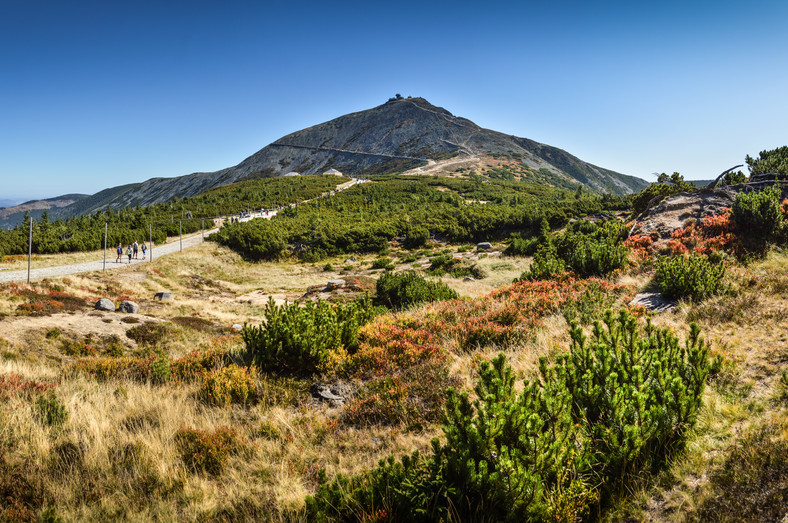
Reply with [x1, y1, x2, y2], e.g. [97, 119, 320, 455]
[103, 223, 107, 272]
[179, 221, 183, 252]
[27, 218, 32, 284]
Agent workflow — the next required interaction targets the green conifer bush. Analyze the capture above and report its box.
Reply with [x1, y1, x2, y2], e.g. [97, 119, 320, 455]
[242, 296, 379, 375]
[730, 185, 783, 243]
[374, 270, 458, 311]
[655, 253, 726, 301]
[308, 310, 713, 520]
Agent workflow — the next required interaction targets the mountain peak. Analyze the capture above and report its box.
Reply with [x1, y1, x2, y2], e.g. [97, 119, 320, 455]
[44, 99, 648, 222]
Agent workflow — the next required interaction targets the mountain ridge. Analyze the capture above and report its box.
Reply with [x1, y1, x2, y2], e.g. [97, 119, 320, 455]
[41, 97, 648, 222]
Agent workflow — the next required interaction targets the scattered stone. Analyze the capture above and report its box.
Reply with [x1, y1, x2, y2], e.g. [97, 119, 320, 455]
[231, 324, 243, 332]
[629, 292, 678, 313]
[153, 292, 173, 301]
[95, 298, 115, 311]
[118, 300, 140, 314]
[477, 242, 493, 251]
[310, 382, 354, 406]
[344, 257, 357, 263]
[327, 279, 346, 290]
[464, 276, 475, 282]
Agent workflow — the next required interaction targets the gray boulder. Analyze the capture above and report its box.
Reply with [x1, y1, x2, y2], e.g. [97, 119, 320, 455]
[118, 300, 140, 314]
[95, 298, 115, 311]
[629, 292, 678, 313]
[231, 324, 243, 332]
[310, 382, 354, 406]
[477, 242, 493, 251]
[153, 292, 172, 301]
[327, 279, 346, 290]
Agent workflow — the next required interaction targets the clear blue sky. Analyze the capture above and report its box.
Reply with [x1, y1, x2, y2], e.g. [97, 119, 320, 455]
[2, 0, 787, 202]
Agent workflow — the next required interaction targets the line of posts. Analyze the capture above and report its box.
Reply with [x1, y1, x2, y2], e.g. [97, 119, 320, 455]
[23, 214, 224, 282]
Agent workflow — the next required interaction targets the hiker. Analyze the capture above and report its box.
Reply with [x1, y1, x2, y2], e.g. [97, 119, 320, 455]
[141, 242, 147, 259]
[126, 244, 133, 264]
[133, 241, 139, 259]
[116, 243, 122, 263]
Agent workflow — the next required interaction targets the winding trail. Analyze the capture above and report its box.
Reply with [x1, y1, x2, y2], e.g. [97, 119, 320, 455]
[0, 177, 365, 284]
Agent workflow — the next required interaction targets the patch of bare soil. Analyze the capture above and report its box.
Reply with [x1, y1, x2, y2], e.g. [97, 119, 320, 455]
[236, 291, 290, 306]
[0, 310, 155, 348]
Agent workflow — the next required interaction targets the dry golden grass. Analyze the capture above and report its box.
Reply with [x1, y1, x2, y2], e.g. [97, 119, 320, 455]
[3, 241, 787, 521]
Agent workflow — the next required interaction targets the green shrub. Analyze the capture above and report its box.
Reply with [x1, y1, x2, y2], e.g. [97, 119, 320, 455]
[655, 253, 726, 301]
[45, 328, 61, 340]
[308, 311, 712, 520]
[150, 351, 171, 384]
[371, 257, 394, 270]
[745, 145, 788, 176]
[403, 226, 429, 249]
[730, 185, 783, 243]
[518, 243, 565, 281]
[559, 234, 628, 277]
[175, 426, 242, 476]
[242, 296, 379, 375]
[557, 310, 710, 477]
[35, 392, 68, 427]
[200, 364, 257, 407]
[503, 235, 539, 256]
[555, 220, 628, 277]
[426, 254, 483, 278]
[374, 271, 458, 311]
[322, 263, 333, 272]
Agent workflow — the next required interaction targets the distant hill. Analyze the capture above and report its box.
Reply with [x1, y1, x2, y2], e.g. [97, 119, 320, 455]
[0, 194, 88, 230]
[47, 97, 648, 220]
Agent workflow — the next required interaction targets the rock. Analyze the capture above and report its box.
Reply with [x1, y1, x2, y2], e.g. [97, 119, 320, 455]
[118, 300, 140, 314]
[310, 382, 354, 406]
[344, 257, 357, 263]
[629, 292, 678, 313]
[95, 298, 115, 311]
[463, 276, 475, 282]
[477, 242, 493, 251]
[231, 324, 243, 332]
[153, 292, 172, 301]
[327, 279, 346, 290]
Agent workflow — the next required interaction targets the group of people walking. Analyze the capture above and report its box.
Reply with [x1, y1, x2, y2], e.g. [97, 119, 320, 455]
[116, 241, 147, 263]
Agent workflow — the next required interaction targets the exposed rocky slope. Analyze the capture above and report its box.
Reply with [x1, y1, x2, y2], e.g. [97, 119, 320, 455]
[47, 97, 647, 221]
[630, 181, 788, 241]
[0, 194, 88, 230]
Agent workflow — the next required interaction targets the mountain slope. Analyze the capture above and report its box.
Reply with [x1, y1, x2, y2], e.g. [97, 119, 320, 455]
[0, 194, 88, 230]
[50, 97, 647, 220]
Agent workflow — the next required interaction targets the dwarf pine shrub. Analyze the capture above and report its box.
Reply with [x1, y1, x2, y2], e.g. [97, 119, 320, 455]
[518, 243, 565, 281]
[242, 296, 379, 375]
[374, 270, 458, 311]
[731, 185, 783, 243]
[655, 253, 725, 301]
[308, 310, 712, 520]
[557, 310, 710, 477]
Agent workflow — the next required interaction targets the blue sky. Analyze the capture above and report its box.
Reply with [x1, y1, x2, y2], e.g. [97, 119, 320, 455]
[2, 0, 787, 202]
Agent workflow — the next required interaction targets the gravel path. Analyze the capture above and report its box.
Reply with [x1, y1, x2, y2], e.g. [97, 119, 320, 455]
[0, 229, 218, 284]
[0, 177, 366, 284]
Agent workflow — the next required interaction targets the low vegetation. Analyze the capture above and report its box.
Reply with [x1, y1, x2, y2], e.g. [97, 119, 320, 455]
[2, 149, 788, 521]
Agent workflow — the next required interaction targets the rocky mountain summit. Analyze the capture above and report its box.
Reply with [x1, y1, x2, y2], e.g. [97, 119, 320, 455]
[49, 97, 648, 221]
